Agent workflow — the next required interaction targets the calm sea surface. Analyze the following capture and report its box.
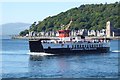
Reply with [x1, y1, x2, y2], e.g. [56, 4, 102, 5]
[0, 39, 119, 78]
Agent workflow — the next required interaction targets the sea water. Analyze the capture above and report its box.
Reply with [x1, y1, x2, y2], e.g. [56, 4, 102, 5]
[0, 39, 119, 78]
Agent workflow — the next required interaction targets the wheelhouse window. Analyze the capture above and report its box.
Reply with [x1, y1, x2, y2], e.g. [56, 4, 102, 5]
[82, 45, 84, 47]
[80, 45, 81, 48]
[74, 45, 76, 49]
[72, 45, 74, 48]
[67, 45, 69, 48]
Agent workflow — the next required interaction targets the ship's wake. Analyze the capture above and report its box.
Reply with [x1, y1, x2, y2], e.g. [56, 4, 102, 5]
[27, 52, 55, 56]
[111, 50, 120, 53]
[0, 50, 28, 55]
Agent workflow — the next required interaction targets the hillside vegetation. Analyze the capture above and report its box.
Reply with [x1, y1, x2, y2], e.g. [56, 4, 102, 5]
[20, 2, 119, 36]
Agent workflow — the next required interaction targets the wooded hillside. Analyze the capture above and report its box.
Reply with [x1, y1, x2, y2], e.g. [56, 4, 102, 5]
[20, 2, 119, 36]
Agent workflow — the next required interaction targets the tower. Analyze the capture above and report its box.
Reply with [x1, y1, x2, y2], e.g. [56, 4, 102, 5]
[106, 21, 111, 37]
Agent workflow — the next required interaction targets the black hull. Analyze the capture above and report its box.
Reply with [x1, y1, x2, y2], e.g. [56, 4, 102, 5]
[44, 47, 110, 55]
[29, 40, 110, 55]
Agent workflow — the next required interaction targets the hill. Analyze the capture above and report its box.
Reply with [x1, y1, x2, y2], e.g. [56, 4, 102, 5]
[20, 2, 119, 36]
[1, 23, 31, 35]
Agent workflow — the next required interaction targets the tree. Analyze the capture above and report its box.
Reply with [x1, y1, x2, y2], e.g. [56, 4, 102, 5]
[30, 22, 37, 32]
[20, 2, 119, 34]
[19, 29, 29, 36]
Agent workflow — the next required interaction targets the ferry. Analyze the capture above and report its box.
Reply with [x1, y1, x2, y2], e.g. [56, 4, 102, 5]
[29, 20, 110, 55]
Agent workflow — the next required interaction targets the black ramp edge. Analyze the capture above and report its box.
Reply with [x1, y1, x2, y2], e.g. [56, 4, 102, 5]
[29, 40, 44, 52]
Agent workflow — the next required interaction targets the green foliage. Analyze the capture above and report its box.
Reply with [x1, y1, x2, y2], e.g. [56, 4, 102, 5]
[19, 29, 29, 36]
[20, 2, 119, 35]
[30, 22, 37, 32]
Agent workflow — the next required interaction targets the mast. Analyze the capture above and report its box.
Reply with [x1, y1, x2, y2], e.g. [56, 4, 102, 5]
[65, 18, 73, 30]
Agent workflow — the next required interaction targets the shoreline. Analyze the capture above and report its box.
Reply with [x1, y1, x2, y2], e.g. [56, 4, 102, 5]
[11, 36, 120, 40]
